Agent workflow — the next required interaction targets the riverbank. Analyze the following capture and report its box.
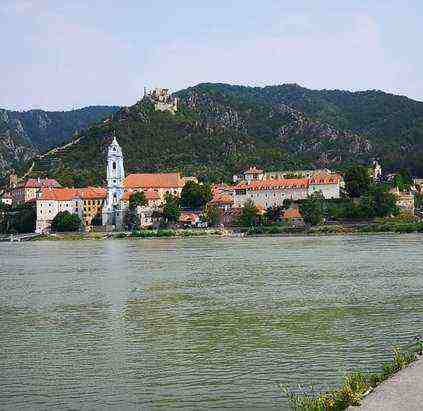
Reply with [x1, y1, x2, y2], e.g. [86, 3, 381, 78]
[21, 217, 423, 241]
[284, 344, 421, 410]
[354, 357, 423, 410]
[33, 228, 229, 241]
[244, 218, 423, 237]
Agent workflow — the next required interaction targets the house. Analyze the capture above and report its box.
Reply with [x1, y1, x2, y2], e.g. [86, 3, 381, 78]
[209, 185, 234, 212]
[35, 187, 106, 233]
[121, 189, 162, 228]
[13, 178, 61, 205]
[282, 207, 304, 225]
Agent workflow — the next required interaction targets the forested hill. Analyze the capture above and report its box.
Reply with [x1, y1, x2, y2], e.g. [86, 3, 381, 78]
[0, 106, 119, 177]
[29, 83, 423, 187]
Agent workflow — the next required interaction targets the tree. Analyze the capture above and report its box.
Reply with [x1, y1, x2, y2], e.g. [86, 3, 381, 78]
[393, 169, 413, 191]
[51, 211, 81, 232]
[299, 193, 324, 226]
[180, 181, 213, 209]
[3, 203, 36, 234]
[265, 200, 291, 224]
[359, 184, 399, 218]
[124, 192, 147, 231]
[237, 199, 260, 227]
[204, 204, 221, 227]
[344, 165, 372, 198]
[162, 193, 181, 224]
[91, 212, 102, 226]
[129, 191, 147, 209]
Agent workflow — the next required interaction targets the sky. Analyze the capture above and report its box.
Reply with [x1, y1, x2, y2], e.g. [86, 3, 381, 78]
[1, 0, 422, 110]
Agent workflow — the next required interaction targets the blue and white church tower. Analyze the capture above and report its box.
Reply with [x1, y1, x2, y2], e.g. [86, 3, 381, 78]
[102, 136, 125, 229]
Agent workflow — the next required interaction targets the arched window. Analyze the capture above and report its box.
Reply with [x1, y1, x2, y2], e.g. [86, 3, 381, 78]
[112, 162, 116, 170]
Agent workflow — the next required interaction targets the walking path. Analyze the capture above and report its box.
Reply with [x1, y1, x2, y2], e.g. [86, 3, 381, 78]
[354, 357, 423, 410]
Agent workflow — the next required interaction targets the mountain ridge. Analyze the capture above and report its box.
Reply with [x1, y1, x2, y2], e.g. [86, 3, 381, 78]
[5, 82, 423, 186]
[0, 105, 120, 178]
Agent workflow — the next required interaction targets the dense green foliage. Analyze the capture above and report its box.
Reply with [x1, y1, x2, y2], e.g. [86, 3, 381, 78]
[299, 193, 325, 226]
[129, 191, 147, 209]
[0, 106, 119, 178]
[0, 203, 35, 234]
[326, 184, 399, 220]
[27, 83, 423, 186]
[204, 204, 221, 227]
[51, 211, 81, 232]
[180, 181, 212, 209]
[236, 199, 260, 227]
[161, 193, 181, 225]
[393, 169, 413, 191]
[344, 165, 372, 198]
[124, 192, 147, 230]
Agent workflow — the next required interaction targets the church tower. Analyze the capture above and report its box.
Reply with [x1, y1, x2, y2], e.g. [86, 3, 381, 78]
[102, 136, 125, 228]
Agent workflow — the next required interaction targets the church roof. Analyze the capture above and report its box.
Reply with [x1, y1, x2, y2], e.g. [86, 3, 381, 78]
[123, 173, 184, 189]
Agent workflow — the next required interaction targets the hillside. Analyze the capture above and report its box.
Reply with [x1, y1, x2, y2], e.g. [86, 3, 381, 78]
[0, 106, 119, 177]
[29, 83, 423, 186]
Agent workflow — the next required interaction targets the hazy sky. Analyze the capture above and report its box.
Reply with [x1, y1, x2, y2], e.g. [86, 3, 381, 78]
[1, 0, 422, 110]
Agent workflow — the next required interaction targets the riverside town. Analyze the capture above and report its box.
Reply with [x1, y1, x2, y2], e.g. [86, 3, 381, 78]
[3, 4, 423, 409]
[0, 136, 421, 239]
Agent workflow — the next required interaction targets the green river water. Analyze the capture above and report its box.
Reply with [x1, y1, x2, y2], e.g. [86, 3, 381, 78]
[1, 234, 422, 410]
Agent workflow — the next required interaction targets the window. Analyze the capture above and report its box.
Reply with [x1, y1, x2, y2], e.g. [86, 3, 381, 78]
[112, 162, 116, 170]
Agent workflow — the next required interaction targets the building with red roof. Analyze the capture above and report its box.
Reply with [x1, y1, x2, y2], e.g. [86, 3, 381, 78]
[36, 187, 106, 233]
[13, 177, 61, 205]
[123, 172, 191, 202]
[233, 175, 340, 209]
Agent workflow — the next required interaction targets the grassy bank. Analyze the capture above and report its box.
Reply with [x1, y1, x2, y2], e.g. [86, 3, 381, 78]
[121, 228, 225, 239]
[243, 217, 423, 237]
[33, 228, 227, 241]
[284, 345, 419, 410]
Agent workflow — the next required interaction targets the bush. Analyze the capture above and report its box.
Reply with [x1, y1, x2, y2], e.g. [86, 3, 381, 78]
[51, 211, 81, 232]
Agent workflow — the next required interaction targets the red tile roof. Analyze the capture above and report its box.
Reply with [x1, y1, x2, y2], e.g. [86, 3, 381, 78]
[210, 185, 234, 205]
[234, 175, 341, 191]
[123, 173, 184, 189]
[122, 189, 160, 202]
[283, 208, 302, 219]
[18, 178, 61, 189]
[234, 178, 310, 190]
[39, 187, 106, 201]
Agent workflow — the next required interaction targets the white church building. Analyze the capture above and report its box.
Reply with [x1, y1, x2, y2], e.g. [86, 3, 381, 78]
[102, 136, 126, 229]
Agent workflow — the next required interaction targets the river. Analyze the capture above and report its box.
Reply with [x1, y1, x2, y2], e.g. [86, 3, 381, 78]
[1, 234, 422, 410]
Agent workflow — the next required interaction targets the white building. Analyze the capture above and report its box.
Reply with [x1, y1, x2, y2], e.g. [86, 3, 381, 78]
[102, 136, 126, 229]
[35, 187, 106, 233]
[233, 175, 341, 209]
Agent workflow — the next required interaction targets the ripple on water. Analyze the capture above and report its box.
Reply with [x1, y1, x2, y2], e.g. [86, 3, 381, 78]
[0, 234, 423, 410]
